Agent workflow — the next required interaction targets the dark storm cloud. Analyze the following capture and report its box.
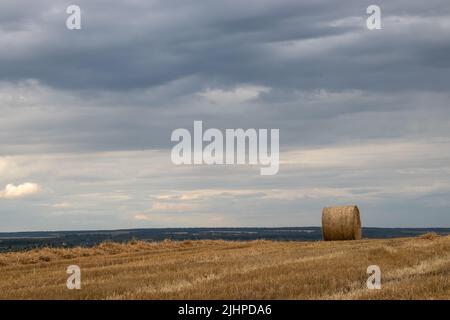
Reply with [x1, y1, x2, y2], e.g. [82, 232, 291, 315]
[0, 0, 449, 154]
[0, 0, 449, 92]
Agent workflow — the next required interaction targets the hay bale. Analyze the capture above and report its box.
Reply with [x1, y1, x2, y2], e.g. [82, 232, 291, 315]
[322, 205, 362, 241]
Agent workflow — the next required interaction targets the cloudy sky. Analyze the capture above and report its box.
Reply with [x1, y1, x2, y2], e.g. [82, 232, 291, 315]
[1, 0, 450, 231]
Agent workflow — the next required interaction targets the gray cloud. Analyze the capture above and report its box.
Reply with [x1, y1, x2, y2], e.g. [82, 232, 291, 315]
[0, 0, 450, 230]
[1, 0, 449, 91]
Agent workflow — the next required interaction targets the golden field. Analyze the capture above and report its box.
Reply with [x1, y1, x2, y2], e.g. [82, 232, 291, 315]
[0, 234, 449, 300]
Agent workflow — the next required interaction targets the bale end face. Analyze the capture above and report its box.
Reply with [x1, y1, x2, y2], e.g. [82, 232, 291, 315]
[322, 205, 362, 241]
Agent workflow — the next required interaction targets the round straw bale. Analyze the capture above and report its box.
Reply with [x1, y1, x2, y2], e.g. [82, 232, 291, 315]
[322, 205, 362, 241]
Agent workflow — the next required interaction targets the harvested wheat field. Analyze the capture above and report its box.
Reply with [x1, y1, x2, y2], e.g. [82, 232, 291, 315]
[0, 234, 449, 300]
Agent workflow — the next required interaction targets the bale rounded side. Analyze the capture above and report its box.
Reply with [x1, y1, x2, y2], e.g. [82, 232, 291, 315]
[322, 205, 362, 241]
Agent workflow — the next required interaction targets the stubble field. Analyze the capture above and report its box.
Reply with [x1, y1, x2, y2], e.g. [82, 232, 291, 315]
[0, 234, 449, 299]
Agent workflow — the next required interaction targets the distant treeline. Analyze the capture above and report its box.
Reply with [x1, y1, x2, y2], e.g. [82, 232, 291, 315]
[0, 227, 449, 252]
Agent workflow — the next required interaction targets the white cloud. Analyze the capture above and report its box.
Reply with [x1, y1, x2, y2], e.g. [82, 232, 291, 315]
[133, 212, 228, 226]
[149, 201, 195, 212]
[198, 85, 271, 104]
[51, 202, 71, 209]
[0, 157, 20, 178]
[0, 158, 10, 175]
[0, 182, 40, 199]
[280, 141, 450, 168]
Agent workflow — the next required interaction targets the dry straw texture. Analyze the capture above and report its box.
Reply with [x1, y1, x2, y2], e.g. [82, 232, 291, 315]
[0, 236, 449, 299]
[322, 205, 362, 241]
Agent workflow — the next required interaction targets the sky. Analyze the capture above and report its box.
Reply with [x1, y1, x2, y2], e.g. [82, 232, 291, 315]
[0, 0, 450, 231]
